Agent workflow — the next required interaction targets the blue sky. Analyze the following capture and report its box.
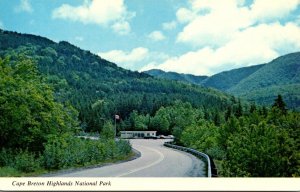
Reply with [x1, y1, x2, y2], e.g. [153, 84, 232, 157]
[0, 0, 300, 75]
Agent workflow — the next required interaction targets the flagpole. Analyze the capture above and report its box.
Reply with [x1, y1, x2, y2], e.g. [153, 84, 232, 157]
[114, 115, 117, 138]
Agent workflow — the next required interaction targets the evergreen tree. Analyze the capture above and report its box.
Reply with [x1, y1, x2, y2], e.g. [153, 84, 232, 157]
[272, 94, 287, 115]
[225, 106, 232, 121]
[234, 100, 243, 118]
[250, 102, 257, 113]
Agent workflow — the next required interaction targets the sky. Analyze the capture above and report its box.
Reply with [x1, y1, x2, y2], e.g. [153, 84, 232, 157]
[0, 0, 300, 76]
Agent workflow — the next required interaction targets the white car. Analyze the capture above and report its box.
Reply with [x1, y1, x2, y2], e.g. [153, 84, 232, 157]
[166, 135, 174, 139]
[158, 135, 166, 139]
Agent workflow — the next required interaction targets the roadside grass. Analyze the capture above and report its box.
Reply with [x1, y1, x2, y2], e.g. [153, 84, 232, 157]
[0, 152, 135, 177]
[0, 135, 134, 177]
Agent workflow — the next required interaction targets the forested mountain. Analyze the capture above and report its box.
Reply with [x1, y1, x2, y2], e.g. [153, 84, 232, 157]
[145, 69, 208, 85]
[0, 29, 233, 133]
[228, 52, 300, 110]
[201, 64, 265, 91]
[144, 53, 300, 110]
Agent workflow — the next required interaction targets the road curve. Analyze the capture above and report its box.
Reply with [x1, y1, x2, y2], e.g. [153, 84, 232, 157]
[54, 139, 206, 177]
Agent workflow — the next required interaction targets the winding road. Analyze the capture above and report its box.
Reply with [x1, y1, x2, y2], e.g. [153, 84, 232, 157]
[54, 139, 205, 177]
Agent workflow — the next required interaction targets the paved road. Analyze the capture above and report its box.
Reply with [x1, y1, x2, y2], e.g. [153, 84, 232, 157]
[54, 139, 205, 177]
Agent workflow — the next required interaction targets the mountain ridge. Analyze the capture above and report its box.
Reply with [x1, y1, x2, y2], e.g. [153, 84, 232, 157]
[145, 69, 208, 85]
[144, 52, 300, 110]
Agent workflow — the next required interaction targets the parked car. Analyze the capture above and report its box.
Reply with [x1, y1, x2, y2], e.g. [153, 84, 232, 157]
[158, 135, 167, 139]
[166, 135, 174, 139]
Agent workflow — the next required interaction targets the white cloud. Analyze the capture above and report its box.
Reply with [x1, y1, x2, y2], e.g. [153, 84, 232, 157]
[98, 47, 149, 69]
[15, 0, 33, 13]
[146, 22, 300, 76]
[112, 21, 131, 35]
[177, 1, 253, 47]
[52, 0, 134, 34]
[250, 0, 300, 21]
[148, 31, 166, 41]
[151, 0, 300, 75]
[176, 0, 300, 47]
[162, 21, 177, 30]
[176, 8, 197, 23]
[142, 48, 216, 75]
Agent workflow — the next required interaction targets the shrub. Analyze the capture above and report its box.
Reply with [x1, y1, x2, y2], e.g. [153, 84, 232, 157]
[43, 134, 132, 170]
[14, 150, 41, 173]
[0, 148, 14, 167]
[116, 140, 131, 156]
[0, 166, 20, 176]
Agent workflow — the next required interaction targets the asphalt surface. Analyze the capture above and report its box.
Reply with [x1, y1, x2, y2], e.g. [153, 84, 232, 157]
[54, 139, 206, 177]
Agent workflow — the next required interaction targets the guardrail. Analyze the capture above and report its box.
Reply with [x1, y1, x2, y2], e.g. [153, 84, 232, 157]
[164, 142, 215, 177]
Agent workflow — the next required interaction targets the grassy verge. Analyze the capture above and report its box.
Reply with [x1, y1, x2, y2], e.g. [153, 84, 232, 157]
[0, 151, 136, 177]
[0, 136, 133, 177]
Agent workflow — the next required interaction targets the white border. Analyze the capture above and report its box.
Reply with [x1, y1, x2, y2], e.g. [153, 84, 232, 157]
[0, 178, 299, 191]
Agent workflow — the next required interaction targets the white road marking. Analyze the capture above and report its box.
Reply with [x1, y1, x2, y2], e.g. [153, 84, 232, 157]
[115, 145, 165, 177]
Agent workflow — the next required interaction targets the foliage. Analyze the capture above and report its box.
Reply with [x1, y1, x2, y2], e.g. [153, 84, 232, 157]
[272, 94, 287, 115]
[0, 30, 232, 133]
[228, 52, 300, 110]
[43, 134, 131, 169]
[0, 149, 41, 173]
[179, 97, 300, 177]
[0, 56, 79, 152]
[100, 121, 115, 139]
[0, 55, 132, 176]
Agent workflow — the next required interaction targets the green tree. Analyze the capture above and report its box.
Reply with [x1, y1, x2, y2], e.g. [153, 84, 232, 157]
[150, 107, 170, 133]
[223, 122, 282, 176]
[100, 121, 115, 139]
[128, 110, 147, 130]
[0, 56, 79, 152]
[272, 94, 287, 115]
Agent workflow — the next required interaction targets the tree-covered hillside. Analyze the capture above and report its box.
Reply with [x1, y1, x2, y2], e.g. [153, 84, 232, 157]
[0, 56, 132, 176]
[0, 29, 232, 133]
[145, 53, 300, 110]
[201, 64, 265, 91]
[228, 52, 300, 110]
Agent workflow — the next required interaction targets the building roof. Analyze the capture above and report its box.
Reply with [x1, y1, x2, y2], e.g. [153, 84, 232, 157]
[120, 131, 157, 133]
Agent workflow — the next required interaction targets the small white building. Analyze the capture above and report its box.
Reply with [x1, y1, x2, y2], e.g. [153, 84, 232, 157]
[120, 131, 157, 139]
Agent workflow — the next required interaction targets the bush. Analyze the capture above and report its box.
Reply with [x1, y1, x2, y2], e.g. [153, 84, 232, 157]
[0, 167, 20, 176]
[0, 148, 41, 173]
[0, 148, 14, 167]
[116, 140, 132, 156]
[14, 150, 41, 173]
[43, 134, 132, 170]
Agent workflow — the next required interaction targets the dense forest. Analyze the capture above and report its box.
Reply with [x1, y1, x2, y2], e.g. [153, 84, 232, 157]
[0, 29, 233, 134]
[0, 56, 131, 176]
[0, 29, 299, 176]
